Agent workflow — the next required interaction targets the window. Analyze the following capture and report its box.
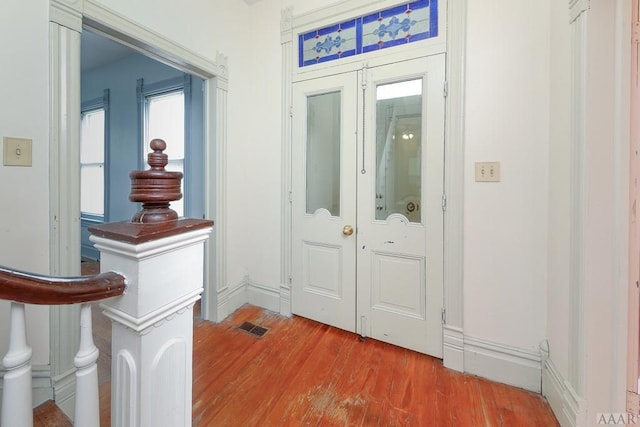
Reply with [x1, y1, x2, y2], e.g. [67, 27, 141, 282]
[80, 107, 105, 218]
[139, 78, 186, 217]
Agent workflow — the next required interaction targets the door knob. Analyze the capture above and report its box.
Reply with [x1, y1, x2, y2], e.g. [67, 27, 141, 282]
[343, 225, 354, 236]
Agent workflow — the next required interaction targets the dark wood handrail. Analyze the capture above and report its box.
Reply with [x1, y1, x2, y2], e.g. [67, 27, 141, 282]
[0, 266, 126, 305]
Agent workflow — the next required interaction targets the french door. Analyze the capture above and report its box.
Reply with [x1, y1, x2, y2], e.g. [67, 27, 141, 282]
[291, 55, 445, 357]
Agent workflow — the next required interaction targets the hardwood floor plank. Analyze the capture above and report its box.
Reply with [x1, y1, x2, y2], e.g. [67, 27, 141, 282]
[38, 303, 559, 426]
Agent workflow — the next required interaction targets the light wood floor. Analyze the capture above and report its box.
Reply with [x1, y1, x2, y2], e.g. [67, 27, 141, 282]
[36, 260, 559, 426]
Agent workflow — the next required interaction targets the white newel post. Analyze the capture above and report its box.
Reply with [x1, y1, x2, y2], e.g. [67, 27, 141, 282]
[90, 219, 213, 427]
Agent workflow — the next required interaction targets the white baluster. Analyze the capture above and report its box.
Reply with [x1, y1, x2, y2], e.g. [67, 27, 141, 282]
[1, 302, 33, 427]
[73, 303, 99, 427]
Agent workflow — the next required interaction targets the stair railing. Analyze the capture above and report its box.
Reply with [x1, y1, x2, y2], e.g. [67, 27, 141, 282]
[0, 267, 126, 427]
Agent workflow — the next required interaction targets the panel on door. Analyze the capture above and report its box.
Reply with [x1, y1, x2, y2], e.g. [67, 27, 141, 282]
[357, 55, 445, 357]
[291, 73, 358, 332]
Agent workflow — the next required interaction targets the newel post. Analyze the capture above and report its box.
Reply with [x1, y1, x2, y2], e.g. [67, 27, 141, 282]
[89, 140, 213, 427]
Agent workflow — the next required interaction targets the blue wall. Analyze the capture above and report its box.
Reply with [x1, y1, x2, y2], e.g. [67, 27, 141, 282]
[81, 53, 205, 258]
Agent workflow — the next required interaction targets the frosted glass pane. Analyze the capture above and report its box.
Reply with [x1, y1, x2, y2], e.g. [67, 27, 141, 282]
[80, 109, 104, 164]
[306, 91, 341, 216]
[375, 79, 422, 222]
[146, 91, 184, 160]
[81, 165, 104, 216]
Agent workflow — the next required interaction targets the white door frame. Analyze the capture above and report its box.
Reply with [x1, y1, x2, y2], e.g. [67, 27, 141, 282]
[49, 0, 228, 410]
[628, 0, 640, 411]
[280, 0, 466, 370]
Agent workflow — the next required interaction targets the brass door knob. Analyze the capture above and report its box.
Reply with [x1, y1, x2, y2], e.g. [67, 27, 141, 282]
[343, 225, 354, 236]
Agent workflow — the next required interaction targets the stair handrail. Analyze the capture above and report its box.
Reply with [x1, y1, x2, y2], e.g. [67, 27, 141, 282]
[0, 267, 126, 427]
[0, 266, 126, 305]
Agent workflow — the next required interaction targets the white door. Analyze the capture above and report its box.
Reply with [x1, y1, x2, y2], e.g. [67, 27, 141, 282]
[292, 55, 445, 357]
[291, 72, 358, 332]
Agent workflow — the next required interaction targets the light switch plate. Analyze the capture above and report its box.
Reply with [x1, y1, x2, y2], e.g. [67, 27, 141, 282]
[3, 137, 32, 167]
[475, 161, 500, 182]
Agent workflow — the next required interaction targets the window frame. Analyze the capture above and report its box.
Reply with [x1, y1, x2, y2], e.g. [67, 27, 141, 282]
[80, 89, 110, 223]
[137, 76, 192, 217]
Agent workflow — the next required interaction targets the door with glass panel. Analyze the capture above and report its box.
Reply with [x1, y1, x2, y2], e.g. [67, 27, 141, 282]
[292, 55, 445, 356]
[291, 73, 358, 332]
[357, 55, 444, 356]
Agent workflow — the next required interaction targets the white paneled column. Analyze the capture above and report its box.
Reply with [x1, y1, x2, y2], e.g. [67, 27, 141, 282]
[49, 0, 82, 413]
[280, 7, 294, 317]
[91, 220, 212, 427]
[442, 0, 467, 373]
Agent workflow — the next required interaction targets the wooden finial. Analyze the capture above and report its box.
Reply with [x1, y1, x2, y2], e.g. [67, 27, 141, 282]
[129, 139, 183, 223]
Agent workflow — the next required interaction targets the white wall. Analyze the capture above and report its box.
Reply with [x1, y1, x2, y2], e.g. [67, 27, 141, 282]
[463, 1, 549, 352]
[0, 0, 52, 365]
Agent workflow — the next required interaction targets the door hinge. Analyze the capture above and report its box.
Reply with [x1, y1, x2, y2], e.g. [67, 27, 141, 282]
[633, 21, 640, 44]
[442, 194, 447, 212]
[441, 308, 446, 324]
[443, 80, 448, 98]
[288, 191, 293, 204]
[288, 275, 292, 284]
[627, 390, 640, 414]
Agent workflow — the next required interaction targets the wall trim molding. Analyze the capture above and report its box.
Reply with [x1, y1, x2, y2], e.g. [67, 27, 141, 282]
[463, 336, 542, 393]
[569, 0, 590, 23]
[247, 282, 281, 313]
[444, 0, 466, 340]
[217, 278, 282, 320]
[542, 357, 586, 427]
[49, 20, 82, 415]
[443, 325, 464, 372]
[280, 7, 294, 319]
[50, 0, 82, 31]
[217, 280, 248, 321]
[568, 6, 587, 398]
[82, 0, 219, 80]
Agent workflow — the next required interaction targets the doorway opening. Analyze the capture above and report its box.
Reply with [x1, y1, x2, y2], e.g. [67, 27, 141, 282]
[79, 29, 206, 263]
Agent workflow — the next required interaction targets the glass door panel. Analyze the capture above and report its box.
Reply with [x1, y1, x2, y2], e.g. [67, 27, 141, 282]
[375, 78, 423, 222]
[306, 91, 341, 216]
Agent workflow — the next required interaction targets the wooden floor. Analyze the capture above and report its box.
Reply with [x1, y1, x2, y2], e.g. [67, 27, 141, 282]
[36, 260, 559, 426]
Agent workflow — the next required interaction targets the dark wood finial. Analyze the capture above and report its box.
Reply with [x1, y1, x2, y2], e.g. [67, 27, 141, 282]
[129, 139, 183, 223]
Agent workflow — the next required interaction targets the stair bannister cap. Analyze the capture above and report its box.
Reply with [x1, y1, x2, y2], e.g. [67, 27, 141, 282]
[129, 139, 183, 224]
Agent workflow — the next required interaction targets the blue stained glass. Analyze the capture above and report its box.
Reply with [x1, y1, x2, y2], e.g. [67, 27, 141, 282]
[298, 0, 437, 67]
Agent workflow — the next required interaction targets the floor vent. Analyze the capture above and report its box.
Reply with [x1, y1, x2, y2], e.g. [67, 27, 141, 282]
[238, 321, 269, 338]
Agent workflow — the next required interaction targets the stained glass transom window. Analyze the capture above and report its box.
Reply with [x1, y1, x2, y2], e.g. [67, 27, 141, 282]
[299, 0, 437, 67]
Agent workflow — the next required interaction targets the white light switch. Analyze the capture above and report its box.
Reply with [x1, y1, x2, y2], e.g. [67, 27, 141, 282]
[3, 137, 32, 167]
[475, 162, 500, 182]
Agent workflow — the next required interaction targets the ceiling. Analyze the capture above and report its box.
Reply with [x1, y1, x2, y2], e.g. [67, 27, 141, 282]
[81, 31, 136, 73]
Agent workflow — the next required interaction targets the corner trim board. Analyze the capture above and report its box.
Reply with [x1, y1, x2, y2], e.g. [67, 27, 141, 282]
[542, 357, 586, 427]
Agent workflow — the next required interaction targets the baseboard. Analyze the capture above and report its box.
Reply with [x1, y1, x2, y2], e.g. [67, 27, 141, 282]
[279, 284, 292, 317]
[52, 367, 76, 419]
[542, 357, 585, 427]
[217, 275, 287, 321]
[217, 280, 247, 320]
[463, 335, 542, 392]
[247, 281, 281, 313]
[443, 325, 464, 372]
